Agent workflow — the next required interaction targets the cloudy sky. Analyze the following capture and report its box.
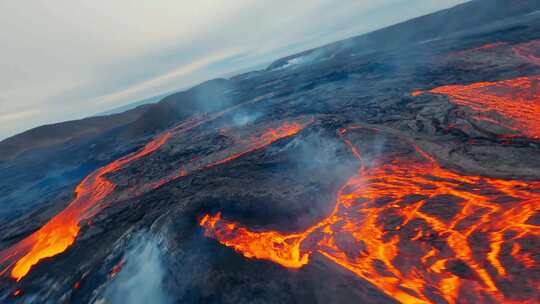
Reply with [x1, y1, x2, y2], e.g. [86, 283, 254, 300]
[0, 0, 467, 140]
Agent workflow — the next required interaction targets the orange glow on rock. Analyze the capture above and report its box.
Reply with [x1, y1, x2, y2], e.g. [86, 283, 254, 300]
[462, 42, 508, 53]
[415, 75, 540, 139]
[0, 132, 171, 281]
[108, 259, 125, 279]
[513, 39, 540, 66]
[205, 121, 307, 168]
[200, 128, 540, 303]
[0, 118, 310, 282]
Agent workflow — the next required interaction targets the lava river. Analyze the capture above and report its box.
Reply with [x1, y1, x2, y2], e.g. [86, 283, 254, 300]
[0, 118, 309, 282]
[200, 128, 540, 303]
[0, 131, 172, 281]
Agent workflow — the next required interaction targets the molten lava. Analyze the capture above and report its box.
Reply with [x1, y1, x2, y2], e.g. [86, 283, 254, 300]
[446, 39, 540, 65]
[0, 118, 309, 282]
[205, 121, 307, 168]
[415, 75, 540, 139]
[200, 128, 540, 303]
[0, 132, 172, 281]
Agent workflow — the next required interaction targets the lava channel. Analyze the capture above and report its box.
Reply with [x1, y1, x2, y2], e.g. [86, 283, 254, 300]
[200, 128, 540, 304]
[0, 118, 309, 282]
[0, 131, 172, 281]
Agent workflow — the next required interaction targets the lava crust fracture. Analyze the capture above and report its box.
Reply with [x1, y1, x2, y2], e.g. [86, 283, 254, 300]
[1, 1, 540, 303]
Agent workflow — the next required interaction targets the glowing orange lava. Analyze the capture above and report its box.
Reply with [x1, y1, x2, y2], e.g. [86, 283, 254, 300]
[200, 128, 540, 303]
[205, 121, 307, 168]
[0, 132, 172, 281]
[0, 118, 309, 282]
[416, 75, 540, 139]
[457, 42, 507, 54]
[108, 259, 125, 279]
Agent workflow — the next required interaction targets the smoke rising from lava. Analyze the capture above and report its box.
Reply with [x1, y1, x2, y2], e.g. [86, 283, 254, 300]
[200, 126, 540, 303]
[97, 234, 171, 304]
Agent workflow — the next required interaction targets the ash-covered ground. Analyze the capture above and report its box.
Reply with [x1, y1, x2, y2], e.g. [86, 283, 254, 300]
[1, 1, 540, 303]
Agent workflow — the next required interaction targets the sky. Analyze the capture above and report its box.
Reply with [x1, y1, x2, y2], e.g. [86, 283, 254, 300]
[0, 0, 468, 140]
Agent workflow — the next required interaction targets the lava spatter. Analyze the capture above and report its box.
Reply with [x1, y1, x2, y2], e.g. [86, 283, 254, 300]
[200, 127, 540, 304]
[0, 118, 309, 282]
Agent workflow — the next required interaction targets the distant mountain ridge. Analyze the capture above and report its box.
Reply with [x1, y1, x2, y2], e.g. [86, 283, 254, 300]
[2, 0, 539, 162]
[268, 0, 540, 70]
[95, 93, 171, 116]
[0, 79, 234, 161]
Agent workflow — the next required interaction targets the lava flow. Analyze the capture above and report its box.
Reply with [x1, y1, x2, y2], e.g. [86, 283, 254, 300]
[200, 128, 540, 303]
[0, 118, 309, 282]
[0, 131, 172, 281]
[204, 121, 307, 169]
[144, 120, 310, 191]
[449, 42, 508, 58]
[414, 75, 540, 139]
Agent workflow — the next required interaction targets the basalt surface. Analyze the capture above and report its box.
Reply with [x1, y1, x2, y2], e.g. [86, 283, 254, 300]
[1, 1, 540, 303]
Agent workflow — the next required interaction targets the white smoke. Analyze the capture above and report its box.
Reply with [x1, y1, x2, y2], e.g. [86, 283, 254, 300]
[274, 50, 325, 70]
[96, 235, 171, 304]
[230, 111, 262, 127]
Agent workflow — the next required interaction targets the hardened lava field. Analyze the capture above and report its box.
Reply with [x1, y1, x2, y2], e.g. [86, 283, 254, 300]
[1, 1, 540, 303]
